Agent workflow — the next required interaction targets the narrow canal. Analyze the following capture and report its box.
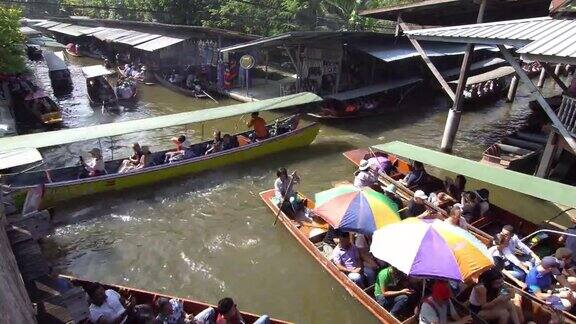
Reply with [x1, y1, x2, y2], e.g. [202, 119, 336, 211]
[28, 47, 567, 323]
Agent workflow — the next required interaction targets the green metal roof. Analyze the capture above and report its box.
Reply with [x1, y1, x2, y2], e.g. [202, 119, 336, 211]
[372, 141, 576, 208]
[0, 92, 321, 152]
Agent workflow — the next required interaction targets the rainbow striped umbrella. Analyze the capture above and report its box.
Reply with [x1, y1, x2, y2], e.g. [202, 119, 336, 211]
[370, 218, 493, 281]
[313, 185, 401, 235]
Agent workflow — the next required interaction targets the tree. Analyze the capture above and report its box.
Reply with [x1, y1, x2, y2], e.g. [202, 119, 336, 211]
[0, 7, 25, 74]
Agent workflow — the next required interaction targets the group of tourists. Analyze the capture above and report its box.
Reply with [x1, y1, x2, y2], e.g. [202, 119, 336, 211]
[83, 281, 270, 324]
[120, 63, 146, 81]
[78, 112, 273, 178]
[271, 151, 576, 322]
[463, 78, 505, 100]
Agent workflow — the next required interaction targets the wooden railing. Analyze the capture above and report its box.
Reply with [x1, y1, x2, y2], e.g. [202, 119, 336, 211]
[558, 95, 576, 136]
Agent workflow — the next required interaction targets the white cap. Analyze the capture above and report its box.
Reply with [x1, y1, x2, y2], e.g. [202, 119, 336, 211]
[414, 190, 428, 200]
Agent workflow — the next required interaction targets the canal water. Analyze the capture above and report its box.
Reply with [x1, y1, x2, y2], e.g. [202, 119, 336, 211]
[28, 48, 567, 323]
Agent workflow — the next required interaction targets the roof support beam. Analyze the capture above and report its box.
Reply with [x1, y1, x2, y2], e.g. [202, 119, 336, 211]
[540, 62, 568, 92]
[498, 45, 576, 154]
[399, 18, 456, 102]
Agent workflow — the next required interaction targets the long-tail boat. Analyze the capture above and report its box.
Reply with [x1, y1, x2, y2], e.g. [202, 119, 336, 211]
[10, 82, 62, 126]
[154, 72, 210, 99]
[64, 276, 291, 324]
[342, 142, 576, 322]
[82, 65, 118, 108]
[260, 186, 569, 323]
[0, 93, 321, 208]
[44, 51, 73, 96]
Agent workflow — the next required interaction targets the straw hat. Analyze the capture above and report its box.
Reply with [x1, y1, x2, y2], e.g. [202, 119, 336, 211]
[358, 160, 370, 171]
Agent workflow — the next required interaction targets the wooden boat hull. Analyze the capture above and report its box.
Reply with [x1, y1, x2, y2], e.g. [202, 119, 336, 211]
[259, 189, 402, 323]
[154, 72, 213, 99]
[86, 76, 118, 107]
[11, 123, 320, 208]
[481, 142, 540, 172]
[65, 276, 291, 324]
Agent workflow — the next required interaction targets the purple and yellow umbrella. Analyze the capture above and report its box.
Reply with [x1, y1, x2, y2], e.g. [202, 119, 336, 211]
[370, 218, 493, 281]
[313, 185, 401, 235]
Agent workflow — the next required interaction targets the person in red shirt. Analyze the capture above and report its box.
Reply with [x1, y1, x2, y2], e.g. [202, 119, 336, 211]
[216, 297, 270, 324]
[247, 112, 269, 140]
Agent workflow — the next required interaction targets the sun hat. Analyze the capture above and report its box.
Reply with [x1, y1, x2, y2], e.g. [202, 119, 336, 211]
[358, 160, 370, 171]
[414, 190, 428, 200]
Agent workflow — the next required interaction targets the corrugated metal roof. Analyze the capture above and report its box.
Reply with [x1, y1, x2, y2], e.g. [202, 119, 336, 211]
[35, 21, 60, 28]
[83, 26, 109, 36]
[92, 28, 126, 41]
[351, 39, 497, 62]
[20, 26, 41, 37]
[104, 30, 140, 41]
[406, 17, 576, 63]
[50, 25, 94, 37]
[449, 66, 515, 85]
[134, 36, 187, 52]
[115, 33, 162, 46]
[405, 17, 552, 46]
[326, 77, 423, 101]
[48, 23, 72, 31]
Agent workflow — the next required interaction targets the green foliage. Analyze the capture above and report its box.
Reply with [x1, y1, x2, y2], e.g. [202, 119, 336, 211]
[58, 0, 411, 35]
[0, 7, 25, 74]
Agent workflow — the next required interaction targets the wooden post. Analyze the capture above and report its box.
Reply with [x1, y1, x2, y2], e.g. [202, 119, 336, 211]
[401, 19, 456, 102]
[536, 131, 558, 177]
[555, 63, 562, 77]
[498, 45, 576, 153]
[537, 68, 547, 88]
[440, 0, 487, 152]
[506, 75, 519, 102]
[541, 62, 568, 92]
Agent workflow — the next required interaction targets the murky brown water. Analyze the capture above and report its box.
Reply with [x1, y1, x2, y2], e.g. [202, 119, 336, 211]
[26, 47, 569, 323]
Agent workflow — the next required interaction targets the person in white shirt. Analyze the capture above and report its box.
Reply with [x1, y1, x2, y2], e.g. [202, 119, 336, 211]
[488, 233, 530, 281]
[87, 283, 134, 324]
[353, 160, 377, 188]
[274, 167, 301, 217]
[80, 148, 106, 178]
[500, 225, 541, 265]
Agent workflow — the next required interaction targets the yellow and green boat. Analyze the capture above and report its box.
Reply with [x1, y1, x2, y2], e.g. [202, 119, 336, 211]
[0, 93, 322, 207]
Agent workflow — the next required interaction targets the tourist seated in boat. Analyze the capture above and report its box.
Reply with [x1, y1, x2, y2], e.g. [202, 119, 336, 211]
[274, 167, 301, 217]
[525, 256, 567, 299]
[546, 276, 576, 314]
[353, 160, 378, 189]
[216, 297, 270, 324]
[344, 101, 359, 114]
[118, 143, 143, 173]
[165, 135, 189, 163]
[403, 190, 430, 219]
[374, 266, 416, 318]
[468, 268, 522, 324]
[399, 161, 427, 188]
[116, 79, 135, 99]
[185, 72, 197, 89]
[331, 231, 376, 288]
[221, 134, 239, 151]
[489, 233, 530, 281]
[80, 148, 106, 178]
[500, 225, 541, 266]
[85, 282, 151, 324]
[419, 280, 471, 324]
[47, 266, 73, 294]
[474, 189, 490, 217]
[246, 112, 269, 141]
[444, 206, 467, 229]
[155, 297, 216, 324]
[119, 146, 152, 173]
[383, 184, 403, 211]
[554, 247, 576, 277]
[460, 191, 481, 223]
[205, 130, 223, 155]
